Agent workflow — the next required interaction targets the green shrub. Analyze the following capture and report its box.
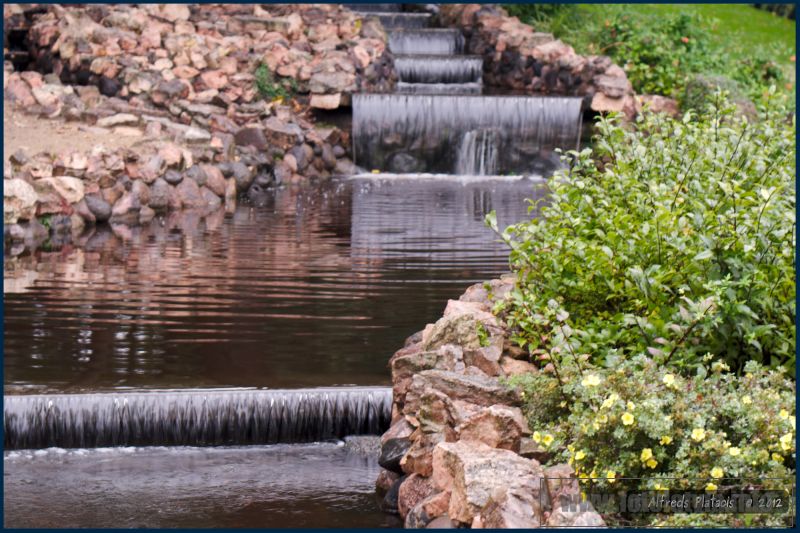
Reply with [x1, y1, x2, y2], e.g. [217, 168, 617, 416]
[254, 63, 297, 102]
[507, 357, 796, 527]
[487, 92, 795, 374]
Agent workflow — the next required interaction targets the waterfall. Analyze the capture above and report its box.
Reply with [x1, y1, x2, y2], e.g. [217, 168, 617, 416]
[4, 387, 392, 449]
[456, 130, 500, 176]
[356, 12, 432, 30]
[388, 29, 465, 55]
[352, 94, 583, 174]
[395, 56, 483, 84]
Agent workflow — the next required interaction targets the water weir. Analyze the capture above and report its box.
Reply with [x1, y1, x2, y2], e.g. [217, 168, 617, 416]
[4, 387, 392, 449]
[352, 94, 583, 174]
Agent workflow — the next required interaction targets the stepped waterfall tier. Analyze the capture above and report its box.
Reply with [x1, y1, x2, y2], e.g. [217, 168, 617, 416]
[388, 29, 465, 56]
[4, 387, 392, 449]
[352, 94, 583, 175]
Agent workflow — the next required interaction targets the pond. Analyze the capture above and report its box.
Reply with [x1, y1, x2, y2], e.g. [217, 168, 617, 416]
[4, 176, 545, 527]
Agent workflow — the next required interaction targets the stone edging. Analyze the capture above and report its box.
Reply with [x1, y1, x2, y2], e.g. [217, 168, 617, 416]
[376, 276, 606, 528]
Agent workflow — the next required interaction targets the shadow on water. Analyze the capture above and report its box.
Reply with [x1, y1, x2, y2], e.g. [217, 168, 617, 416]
[4, 177, 546, 393]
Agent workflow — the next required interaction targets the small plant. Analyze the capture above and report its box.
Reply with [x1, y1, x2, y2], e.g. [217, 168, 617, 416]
[476, 323, 491, 348]
[254, 64, 297, 102]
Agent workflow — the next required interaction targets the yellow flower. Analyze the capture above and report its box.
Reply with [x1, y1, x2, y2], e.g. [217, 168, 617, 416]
[790, 416, 796, 430]
[691, 428, 706, 442]
[660, 436, 673, 445]
[779, 432, 793, 452]
[627, 401, 636, 410]
[705, 483, 718, 491]
[606, 471, 616, 483]
[653, 482, 666, 491]
[646, 458, 658, 469]
[533, 431, 542, 443]
[601, 394, 618, 410]
[542, 433, 554, 447]
[742, 396, 752, 405]
[728, 447, 741, 457]
[710, 467, 724, 479]
[581, 374, 602, 387]
[779, 409, 789, 419]
[640, 448, 654, 462]
[621, 412, 635, 426]
[575, 450, 586, 461]
[371, 169, 381, 174]
[662, 374, 675, 387]
[772, 453, 783, 462]
[598, 414, 608, 424]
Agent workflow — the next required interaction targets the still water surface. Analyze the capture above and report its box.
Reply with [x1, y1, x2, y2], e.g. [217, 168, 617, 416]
[5, 177, 544, 393]
[4, 176, 545, 527]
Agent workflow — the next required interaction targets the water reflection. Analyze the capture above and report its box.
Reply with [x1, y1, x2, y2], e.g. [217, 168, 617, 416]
[4, 178, 545, 393]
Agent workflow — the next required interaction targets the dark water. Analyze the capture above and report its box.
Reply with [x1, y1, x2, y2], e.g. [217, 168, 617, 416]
[4, 177, 544, 393]
[4, 441, 401, 528]
[4, 176, 544, 527]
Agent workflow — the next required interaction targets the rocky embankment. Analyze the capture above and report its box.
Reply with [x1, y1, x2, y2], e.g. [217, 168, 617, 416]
[376, 277, 605, 528]
[4, 3, 395, 245]
[439, 4, 638, 117]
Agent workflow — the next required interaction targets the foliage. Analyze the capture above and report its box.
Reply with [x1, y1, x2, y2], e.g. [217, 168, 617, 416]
[254, 63, 297, 102]
[507, 4, 795, 103]
[507, 357, 796, 527]
[487, 93, 796, 374]
[754, 3, 796, 20]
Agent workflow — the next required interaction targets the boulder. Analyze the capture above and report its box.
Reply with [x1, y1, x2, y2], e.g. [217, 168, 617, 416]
[148, 178, 171, 211]
[431, 440, 544, 525]
[398, 474, 435, 519]
[637, 94, 680, 117]
[379, 437, 412, 474]
[264, 117, 303, 150]
[4, 179, 38, 224]
[391, 344, 461, 407]
[234, 127, 269, 151]
[401, 431, 445, 477]
[381, 417, 415, 445]
[175, 177, 205, 207]
[376, 468, 401, 496]
[405, 491, 451, 528]
[34, 176, 85, 205]
[456, 404, 528, 452]
[404, 370, 520, 416]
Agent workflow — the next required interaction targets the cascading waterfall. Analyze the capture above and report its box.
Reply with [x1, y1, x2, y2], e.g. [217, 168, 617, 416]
[352, 94, 583, 174]
[388, 29, 465, 55]
[395, 56, 483, 84]
[4, 387, 392, 449]
[355, 11, 432, 30]
[456, 129, 500, 176]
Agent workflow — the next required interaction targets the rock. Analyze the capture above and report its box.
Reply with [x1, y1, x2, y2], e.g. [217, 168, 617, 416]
[425, 516, 456, 529]
[96, 113, 140, 129]
[149, 178, 170, 211]
[499, 356, 537, 377]
[110, 191, 141, 222]
[200, 70, 228, 90]
[637, 94, 680, 118]
[139, 205, 156, 224]
[398, 474, 435, 519]
[382, 475, 406, 514]
[164, 169, 183, 185]
[376, 468, 400, 496]
[98, 76, 122, 97]
[185, 165, 207, 187]
[431, 440, 544, 525]
[234, 127, 269, 151]
[130, 180, 150, 206]
[154, 3, 190, 22]
[381, 417, 415, 445]
[482, 485, 544, 528]
[35, 176, 85, 205]
[228, 162, 254, 192]
[310, 93, 342, 109]
[391, 344, 460, 407]
[379, 437, 412, 474]
[401, 432, 445, 477]
[456, 404, 528, 452]
[404, 370, 519, 415]
[518, 439, 552, 464]
[406, 491, 451, 528]
[85, 193, 112, 222]
[264, 117, 303, 150]
[200, 164, 226, 196]
[7, 78, 36, 107]
[176, 177, 205, 207]
[158, 143, 184, 168]
[224, 177, 237, 206]
[4, 179, 38, 224]
[200, 186, 222, 208]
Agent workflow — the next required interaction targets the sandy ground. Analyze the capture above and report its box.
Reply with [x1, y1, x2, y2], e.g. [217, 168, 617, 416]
[3, 100, 145, 166]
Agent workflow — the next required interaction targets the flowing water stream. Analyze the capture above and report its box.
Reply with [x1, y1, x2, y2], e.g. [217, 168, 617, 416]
[4, 177, 546, 527]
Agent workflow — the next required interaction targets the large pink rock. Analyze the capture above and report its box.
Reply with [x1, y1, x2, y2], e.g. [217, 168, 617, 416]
[398, 474, 435, 519]
[456, 404, 528, 452]
[431, 440, 544, 525]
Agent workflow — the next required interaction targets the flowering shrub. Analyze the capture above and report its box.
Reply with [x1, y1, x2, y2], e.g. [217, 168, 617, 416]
[488, 92, 796, 374]
[508, 357, 796, 526]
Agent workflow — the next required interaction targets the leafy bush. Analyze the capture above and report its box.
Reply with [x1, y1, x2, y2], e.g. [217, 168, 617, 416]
[254, 63, 297, 102]
[488, 93, 796, 374]
[507, 357, 796, 527]
[592, 12, 718, 97]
